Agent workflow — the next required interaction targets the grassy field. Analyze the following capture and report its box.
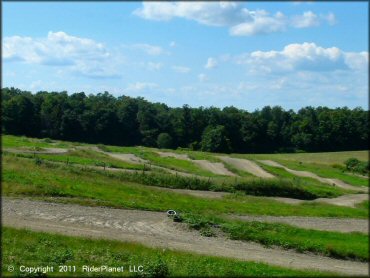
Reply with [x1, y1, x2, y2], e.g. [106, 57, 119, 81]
[2, 227, 330, 277]
[2, 135, 369, 276]
[3, 156, 367, 218]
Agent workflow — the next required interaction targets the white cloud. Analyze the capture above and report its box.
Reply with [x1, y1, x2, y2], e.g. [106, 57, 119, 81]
[169, 41, 176, 47]
[205, 57, 218, 69]
[3, 31, 120, 78]
[291, 11, 319, 28]
[134, 3, 336, 36]
[130, 43, 164, 55]
[133, 2, 248, 26]
[125, 82, 159, 92]
[234, 42, 368, 73]
[230, 11, 286, 36]
[146, 62, 163, 71]
[198, 73, 208, 82]
[172, 65, 191, 73]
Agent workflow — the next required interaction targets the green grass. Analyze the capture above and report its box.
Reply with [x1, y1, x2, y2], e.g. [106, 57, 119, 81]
[180, 214, 369, 261]
[3, 149, 145, 171]
[2, 227, 331, 277]
[2, 135, 70, 149]
[3, 156, 368, 218]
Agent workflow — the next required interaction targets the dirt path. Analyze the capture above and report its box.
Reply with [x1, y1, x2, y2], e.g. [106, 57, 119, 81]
[258, 160, 368, 193]
[157, 151, 236, 176]
[218, 156, 274, 178]
[270, 194, 368, 208]
[2, 198, 367, 275]
[229, 215, 368, 233]
[4, 147, 68, 154]
[153, 187, 229, 199]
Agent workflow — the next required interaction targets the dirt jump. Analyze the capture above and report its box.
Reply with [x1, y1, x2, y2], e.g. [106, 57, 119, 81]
[157, 151, 236, 176]
[218, 156, 274, 178]
[2, 198, 368, 276]
[258, 160, 368, 193]
[270, 193, 368, 208]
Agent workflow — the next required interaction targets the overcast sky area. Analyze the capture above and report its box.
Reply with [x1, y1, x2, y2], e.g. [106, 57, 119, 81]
[2, 1, 369, 110]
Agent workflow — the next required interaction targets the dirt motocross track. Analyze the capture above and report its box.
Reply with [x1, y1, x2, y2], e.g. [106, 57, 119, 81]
[2, 198, 368, 276]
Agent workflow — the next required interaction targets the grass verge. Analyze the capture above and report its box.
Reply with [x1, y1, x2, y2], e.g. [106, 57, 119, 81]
[2, 227, 330, 277]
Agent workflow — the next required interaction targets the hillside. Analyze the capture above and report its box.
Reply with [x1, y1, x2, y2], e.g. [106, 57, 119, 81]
[2, 135, 369, 276]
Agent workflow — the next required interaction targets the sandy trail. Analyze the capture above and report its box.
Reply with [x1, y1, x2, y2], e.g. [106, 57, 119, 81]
[270, 194, 368, 208]
[258, 160, 368, 193]
[4, 147, 68, 154]
[2, 198, 367, 276]
[218, 156, 274, 178]
[229, 215, 368, 233]
[157, 151, 236, 176]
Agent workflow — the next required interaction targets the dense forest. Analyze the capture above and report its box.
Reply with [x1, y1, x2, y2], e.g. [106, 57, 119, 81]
[2, 87, 368, 153]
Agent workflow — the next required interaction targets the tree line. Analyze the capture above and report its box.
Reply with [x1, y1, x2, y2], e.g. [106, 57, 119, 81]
[2, 87, 368, 153]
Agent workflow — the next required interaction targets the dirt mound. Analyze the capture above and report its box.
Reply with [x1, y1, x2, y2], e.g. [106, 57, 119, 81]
[218, 156, 274, 178]
[107, 153, 148, 164]
[259, 160, 368, 193]
[193, 160, 237, 176]
[156, 151, 236, 176]
[269, 194, 368, 208]
[157, 151, 190, 160]
[2, 198, 367, 276]
[229, 215, 368, 233]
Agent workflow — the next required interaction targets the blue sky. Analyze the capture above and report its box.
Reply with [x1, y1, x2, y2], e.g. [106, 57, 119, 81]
[2, 1, 368, 110]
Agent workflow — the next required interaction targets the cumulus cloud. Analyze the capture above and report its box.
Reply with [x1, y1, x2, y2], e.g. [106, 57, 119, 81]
[291, 11, 319, 28]
[229, 11, 286, 36]
[234, 42, 368, 73]
[172, 65, 191, 73]
[133, 2, 248, 26]
[134, 2, 336, 36]
[3, 31, 120, 78]
[205, 57, 218, 69]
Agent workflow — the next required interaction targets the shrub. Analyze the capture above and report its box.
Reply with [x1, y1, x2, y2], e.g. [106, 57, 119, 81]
[344, 158, 360, 171]
[140, 257, 169, 277]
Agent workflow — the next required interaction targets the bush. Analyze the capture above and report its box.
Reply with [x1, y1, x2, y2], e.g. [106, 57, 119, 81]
[234, 178, 317, 200]
[344, 158, 360, 171]
[344, 158, 369, 174]
[140, 257, 169, 277]
[156, 133, 173, 149]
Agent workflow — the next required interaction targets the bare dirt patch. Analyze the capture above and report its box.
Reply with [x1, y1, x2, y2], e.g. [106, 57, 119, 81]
[107, 153, 149, 164]
[258, 160, 368, 193]
[2, 198, 367, 276]
[229, 215, 368, 233]
[4, 147, 68, 154]
[218, 156, 274, 178]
